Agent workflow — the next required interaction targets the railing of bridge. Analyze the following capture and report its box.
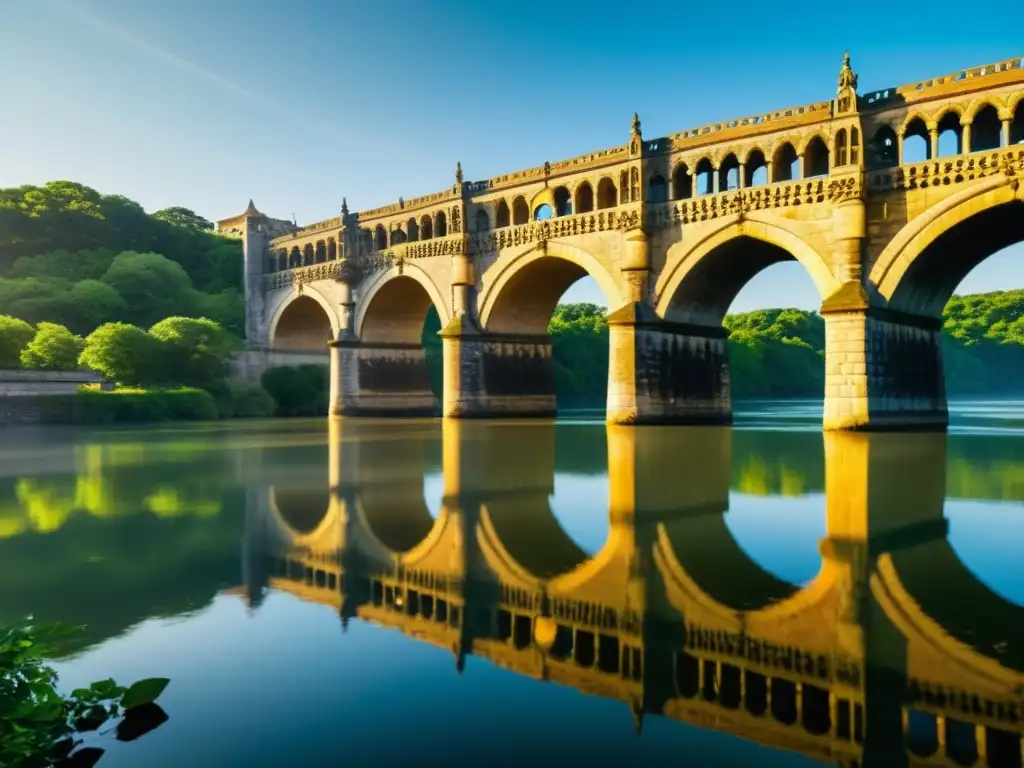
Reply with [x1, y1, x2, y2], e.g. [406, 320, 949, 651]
[645, 175, 860, 229]
[867, 145, 1024, 193]
[861, 55, 1024, 110]
[262, 259, 349, 290]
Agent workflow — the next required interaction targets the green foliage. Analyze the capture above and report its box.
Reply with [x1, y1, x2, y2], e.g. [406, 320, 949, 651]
[20, 323, 85, 371]
[0, 182, 243, 336]
[100, 252, 199, 329]
[151, 207, 213, 233]
[214, 382, 276, 419]
[0, 315, 35, 368]
[75, 387, 219, 424]
[148, 316, 238, 391]
[78, 323, 159, 386]
[0, 619, 168, 767]
[261, 365, 329, 416]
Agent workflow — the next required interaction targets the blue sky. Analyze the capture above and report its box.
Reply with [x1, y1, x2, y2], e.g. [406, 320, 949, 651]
[2, 0, 1022, 310]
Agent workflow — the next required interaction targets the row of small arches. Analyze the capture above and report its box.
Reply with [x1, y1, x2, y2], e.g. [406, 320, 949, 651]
[371, 210, 449, 251]
[269, 238, 338, 272]
[882, 100, 1024, 166]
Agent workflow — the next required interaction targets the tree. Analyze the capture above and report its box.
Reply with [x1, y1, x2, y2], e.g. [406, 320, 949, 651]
[79, 323, 160, 385]
[0, 315, 35, 368]
[100, 252, 199, 328]
[11, 248, 115, 282]
[20, 323, 85, 371]
[149, 316, 237, 391]
[152, 206, 214, 233]
[66, 280, 128, 333]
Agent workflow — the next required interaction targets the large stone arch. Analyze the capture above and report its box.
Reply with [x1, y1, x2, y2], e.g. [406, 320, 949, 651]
[354, 262, 451, 342]
[268, 286, 340, 350]
[478, 241, 627, 334]
[266, 485, 336, 552]
[869, 176, 1024, 316]
[654, 216, 838, 324]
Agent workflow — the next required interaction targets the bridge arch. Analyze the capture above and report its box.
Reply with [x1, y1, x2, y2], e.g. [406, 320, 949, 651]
[268, 287, 339, 350]
[869, 174, 1024, 316]
[354, 262, 451, 342]
[265, 485, 337, 552]
[654, 217, 838, 325]
[478, 241, 627, 334]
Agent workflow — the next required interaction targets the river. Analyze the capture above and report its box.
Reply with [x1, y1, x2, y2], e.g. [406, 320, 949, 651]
[1, 400, 1022, 766]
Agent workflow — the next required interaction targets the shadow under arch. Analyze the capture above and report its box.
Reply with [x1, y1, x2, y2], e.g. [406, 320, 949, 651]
[871, 177, 1024, 316]
[654, 218, 837, 325]
[269, 290, 338, 351]
[354, 265, 451, 343]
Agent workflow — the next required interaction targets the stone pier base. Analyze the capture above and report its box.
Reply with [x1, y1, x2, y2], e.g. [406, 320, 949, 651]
[606, 303, 731, 425]
[441, 320, 556, 418]
[822, 308, 947, 431]
[328, 339, 437, 417]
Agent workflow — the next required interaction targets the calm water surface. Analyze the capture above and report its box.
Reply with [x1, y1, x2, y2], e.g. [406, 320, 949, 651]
[1, 401, 1023, 766]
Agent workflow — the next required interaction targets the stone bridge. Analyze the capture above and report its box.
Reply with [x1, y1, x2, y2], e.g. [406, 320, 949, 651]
[237, 420, 1024, 767]
[220, 53, 1024, 430]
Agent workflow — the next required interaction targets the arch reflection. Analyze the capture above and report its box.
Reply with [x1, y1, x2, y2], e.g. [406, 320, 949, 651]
[244, 422, 1024, 767]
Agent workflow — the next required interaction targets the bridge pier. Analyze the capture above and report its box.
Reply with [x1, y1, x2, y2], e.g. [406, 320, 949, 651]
[440, 321, 556, 418]
[606, 303, 731, 426]
[822, 308, 947, 431]
[328, 339, 437, 417]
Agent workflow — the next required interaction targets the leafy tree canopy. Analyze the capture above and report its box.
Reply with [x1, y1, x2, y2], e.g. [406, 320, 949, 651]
[0, 315, 35, 368]
[20, 323, 85, 371]
[152, 206, 214, 233]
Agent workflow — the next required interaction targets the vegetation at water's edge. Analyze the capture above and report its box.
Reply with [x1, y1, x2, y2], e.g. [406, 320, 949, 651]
[2, 181, 1023, 413]
[1, 620, 169, 766]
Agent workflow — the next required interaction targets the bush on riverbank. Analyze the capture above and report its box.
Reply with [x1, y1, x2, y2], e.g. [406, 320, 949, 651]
[74, 387, 219, 423]
[260, 364, 329, 416]
[19, 322, 85, 371]
[0, 316, 35, 368]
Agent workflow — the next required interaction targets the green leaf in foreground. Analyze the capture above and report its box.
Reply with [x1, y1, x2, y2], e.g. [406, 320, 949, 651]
[120, 678, 170, 710]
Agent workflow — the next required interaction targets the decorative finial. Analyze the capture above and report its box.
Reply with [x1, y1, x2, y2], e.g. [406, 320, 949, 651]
[838, 50, 858, 92]
[631, 112, 641, 136]
[544, 160, 551, 178]
[244, 198, 259, 216]
[398, 196, 404, 209]
[341, 197, 348, 216]
[455, 161, 463, 185]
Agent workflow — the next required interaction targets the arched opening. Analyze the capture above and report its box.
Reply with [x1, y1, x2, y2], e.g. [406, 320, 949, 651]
[672, 164, 693, 199]
[881, 199, 1024, 401]
[326, 240, 337, 260]
[360, 275, 445, 406]
[554, 186, 572, 216]
[273, 295, 333, 352]
[273, 488, 330, 535]
[355, 424, 438, 554]
[534, 203, 553, 221]
[288, 247, 301, 268]
[315, 241, 327, 263]
[718, 153, 740, 192]
[902, 117, 931, 163]
[850, 126, 860, 165]
[434, 211, 447, 237]
[619, 170, 629, 203]
[647, 173, 668, 203]
[302, 243, 314, 265]
[803, 136, 829, 177]
[662, 234, 826, 404]
[495, 199, 511, 228]
[374, 225, 387, 251]
[596, 177, 617, 209]
[483, 255, 614, 412]
[277, 250, 287, 271]
[475, 208, 489, 233]
[390, 226, 407, 246]
[772, 143, 799, 182]
[835, 128, 849, 167]
[937, 111, 964, 157]
[870, 125, 899, 168]
[407, 218, 419, 242]
[745, 150, 768, 187]
[694, 157, 715, 195]
[512, 196, 529, 225]
[420, 214, 433, 240]
[1013, 100, 1024, 143]
[906, 710, 939, 758]
[575, 182, 594, 213]
[970, 104, 1002, 152]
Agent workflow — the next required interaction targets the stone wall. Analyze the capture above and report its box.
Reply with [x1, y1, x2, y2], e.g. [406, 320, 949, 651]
[0, 369, 107, 425]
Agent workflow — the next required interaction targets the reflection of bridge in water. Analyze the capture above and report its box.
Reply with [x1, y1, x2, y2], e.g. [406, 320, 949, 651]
[239, 420, 1024, 767]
